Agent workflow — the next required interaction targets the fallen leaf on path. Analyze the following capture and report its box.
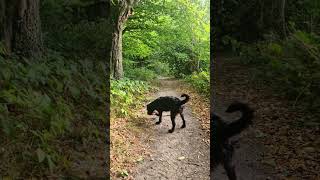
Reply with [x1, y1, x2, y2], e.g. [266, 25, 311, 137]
[136, 157, 144, 163]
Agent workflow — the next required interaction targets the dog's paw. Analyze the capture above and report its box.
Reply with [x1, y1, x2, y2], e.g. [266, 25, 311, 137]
[168, 129, 174, 133]
[155, 121, 161, 125]
[181, 124, 186, 128]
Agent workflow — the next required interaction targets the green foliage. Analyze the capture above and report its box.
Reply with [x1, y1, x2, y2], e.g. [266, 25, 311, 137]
[111, 79, 151, 116]
[0, 52, 106, 175]
[213, 0, 320, 49]
[0, 41, 8, 56]
[2, 0, 209, 175]
[186, 71, 210, 95]
[267, 43, 283, 56]
[147, 61, 171, 76]
[41, 0, 111, 59]
[239, 31, 320, 110]
[222, 35, 243, 53]
[125, 67, 157, 81]
[123, 0, 210, 78]
[43, 19, 111, 59]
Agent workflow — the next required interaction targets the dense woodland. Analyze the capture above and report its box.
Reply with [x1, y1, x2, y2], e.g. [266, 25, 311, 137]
[0, 0, 319, 178]
[212, 0, 320, 178]
[1, 0, 111, 177]
[213, 0, 320, 112]
[0, 0, 209, 177]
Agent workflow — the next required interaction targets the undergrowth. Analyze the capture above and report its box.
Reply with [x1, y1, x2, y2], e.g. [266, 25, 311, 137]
[237, 31, 320, 114]
[185, 71, 210, 96]
[110, 78, 153, 178]
[0, 52, 106, 177]
[111, 78, 151, 117]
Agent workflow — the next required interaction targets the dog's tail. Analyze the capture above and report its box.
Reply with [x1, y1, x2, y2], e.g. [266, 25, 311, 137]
[180, 94, 190, 105]
[224, 102, 254, 139]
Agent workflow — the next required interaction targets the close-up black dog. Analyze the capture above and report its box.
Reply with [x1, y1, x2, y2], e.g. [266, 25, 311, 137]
[211, 102, 254, 180]
[147, 94, 190, 133]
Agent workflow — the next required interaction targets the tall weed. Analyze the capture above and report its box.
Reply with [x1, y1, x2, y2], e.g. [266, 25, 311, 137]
[239, 31, 320, 111]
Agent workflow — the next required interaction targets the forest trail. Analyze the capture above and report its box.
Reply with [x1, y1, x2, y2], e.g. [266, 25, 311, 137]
[212, 55, 278, 179]
[133, 78, 210, 180]
[212, 55, 320, 180]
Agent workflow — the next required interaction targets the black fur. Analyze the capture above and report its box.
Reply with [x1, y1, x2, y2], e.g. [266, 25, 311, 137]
[147, 94, 190, 133]
[211, 102, 254, 180]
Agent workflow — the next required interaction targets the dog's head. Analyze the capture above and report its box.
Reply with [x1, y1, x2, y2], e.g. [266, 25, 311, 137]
[146, 103, 154, 115]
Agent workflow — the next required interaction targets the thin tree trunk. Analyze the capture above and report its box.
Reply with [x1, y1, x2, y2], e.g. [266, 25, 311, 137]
[0, 1, 4, 41]
[259, 0, 264, 29]
[279, 0, 287, 38]
[111, 23, 124, 79]
[310, 14, 313, 33]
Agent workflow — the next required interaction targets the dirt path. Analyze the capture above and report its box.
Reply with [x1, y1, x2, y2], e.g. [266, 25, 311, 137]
[212, 56, 278, 180]
[212, 99, 276, 180]
[212, 55, 320, 179]
[133, 78, 210, 180]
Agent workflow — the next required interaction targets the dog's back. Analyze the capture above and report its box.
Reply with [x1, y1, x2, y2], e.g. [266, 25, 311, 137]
[147, 94, 190, 113]
[151, 96, 181, 111]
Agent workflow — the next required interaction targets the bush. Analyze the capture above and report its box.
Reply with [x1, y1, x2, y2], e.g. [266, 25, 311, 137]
[111, 78, 151, 116]
[147, 61, 171, 76]
[186, 71, 210, 95]
[125, 67, 157, 81]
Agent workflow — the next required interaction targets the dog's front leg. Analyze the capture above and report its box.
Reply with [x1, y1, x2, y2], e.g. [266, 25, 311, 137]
[156, 111, 163, 124]
[168, 112, 177, 133]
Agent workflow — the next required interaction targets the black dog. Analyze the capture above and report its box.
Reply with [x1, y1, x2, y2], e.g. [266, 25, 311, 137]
[147, 94, 190, 133]
[211, 102, 254, 180]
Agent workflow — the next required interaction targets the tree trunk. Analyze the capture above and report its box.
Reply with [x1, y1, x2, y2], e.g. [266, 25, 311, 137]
[310, 14, 313, 33]
[110, 0, 138, 79]
[258, 0, 264, 30]
[0, 1, 14, 54]
[279, 0, 287, 38]
[111, 23, 124, 79]
[0, 0, 43, 57]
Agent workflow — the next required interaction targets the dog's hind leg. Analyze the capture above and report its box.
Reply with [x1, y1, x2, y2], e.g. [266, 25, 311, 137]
[180, 113, 186, 128]
[222, 143, 237, 180]
[168, 112, 177, 133]
[178, 107, 186, 128]
[156, 111, 163, 125]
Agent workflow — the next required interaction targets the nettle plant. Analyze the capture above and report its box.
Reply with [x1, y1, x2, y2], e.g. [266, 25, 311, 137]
[111, 78, 151, 116]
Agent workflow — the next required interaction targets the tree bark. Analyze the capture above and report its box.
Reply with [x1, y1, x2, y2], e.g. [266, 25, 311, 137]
[279, 0, 287, 38]
[110, 0, 138, 79]
[0, 0, 14, 54]
[258, 0, 264, 29]
[0, 0, 43, 57]
[111, 23, 124, 79]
